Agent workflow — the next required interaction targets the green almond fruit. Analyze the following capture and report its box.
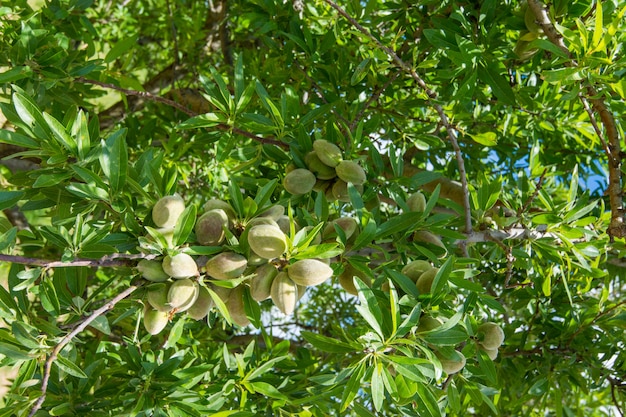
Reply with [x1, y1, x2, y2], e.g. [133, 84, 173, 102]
[437, 351, 466, 375]
[335, 160, 366, 185]
[270, 272, 298, 315]
[481, 347, 499, 360]
[477, 322, 505, 350]
[205, 252, 248, 280]
[162, 253, 198, 279]
[146, 284, 172, 312]
[202, 198, 236, 220]
[416, 315, 441, 333]
[287, 259, 333, 286]
[137, 259, 170, 282]
[323, 217, 358, 240]
[167, 278, 199, 312]
[401, 260, 432, 282]
[407, 191, 426, 212]
[143, 305, 169, 335]
[249, 264, 279, 301]
[413, 231, 447, 252]
[152, 195, 186, 228]
[187, 286, 214, 320]
[225, 285, 251, 327]
[305, 150, 338, 180]
[258, 205, 285, 220]
[247, 224, 288, 260]
[284, 168, 316, 195]
[276, 215, 297, 236]
[195, 209, 229, 246]
[313, 139, 343, 168]
[416, 268, 439, 294]
[338, 264, 371, 295]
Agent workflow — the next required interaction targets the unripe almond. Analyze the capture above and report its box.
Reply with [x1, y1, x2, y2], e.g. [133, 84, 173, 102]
[276, 215, 297, 236]
[323, 217, 358, 240]
[437, 351, 466, 374]
[143, 305, 169, 335]
[481, 347, 499, 360]
[331, 179, 363, 202]
[187, 286, 214, 320]
[202, 198, 236, 220]
[416, 315, 441, 332]
[338, 264, 371, 295]
[205, 252, 248, 280]
[167, 278, 199, 312]
[416, 268, 439, 294]
[407, 192, 426, 212]
[477, 322, 505, 350]
[288, 259, 333, 286]
[246, 216, 280, 229]
[247, 224, 288, 259]
[146, 284, 172, 312]
[335, 160, 366, 185]
[249, 264, 279, 301]
[271, 272, 298, 315]
[304, 151, 337, 179]
[284, 168, 316, 195]
[258, 205, 285, 220]
[152, 195, 185, 228]
[226, 285, 251, 327]
[195, 209, 229, 246]
[137, 259, 170, 282]
[401, 260, 432, 282]
[413, 231, 446, 251]
[313, 139, 343, 168]
[162, 253, 198, 279]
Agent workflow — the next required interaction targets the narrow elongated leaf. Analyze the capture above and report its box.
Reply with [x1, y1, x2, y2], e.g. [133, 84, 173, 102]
[99, 129, 128, 193]
[301, 331, 358, 353]
[0, 129, 39, 148]
[0, 191, 25, 211]
[355, 278, 385, 339]
[12, 91, 51, 140]
[43, 112, 77, 155]
[173, 205, 197, 246]
[55, 355, 88, 378]
[341, 361, 366, 411]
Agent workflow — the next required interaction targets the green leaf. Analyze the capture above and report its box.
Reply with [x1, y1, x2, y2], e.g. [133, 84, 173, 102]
[0, 342, 32, 361]
[164, 317, 185, 348]
[248, 381, 288, 400]
[173, 204, 197, 247]
[0, 191, 25, 211]
[105, 34, 139, 63]
[477, 62, 516, 106]
[415, 383, 442, 417]
[355, 278, 385, 339]
[55, 355, 88, 378]
[422, 329, 467, 345]
[371, 362, 384, 411]
[341, 361, 366, 411]
[0, 129, 39, 148]
[0, 66, 33, 83]
[99, 129, 128, 193]
[351, 58, 371, 85]
[469, 132, 498, 146]
[43, 112, 77, 155]
[301, 331, 358, 353]
[12, 91, 52, 140]
[375, 212, 422, 239]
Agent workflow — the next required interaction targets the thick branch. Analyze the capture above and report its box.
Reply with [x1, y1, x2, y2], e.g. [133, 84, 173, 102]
[527, 0, 624, 238]
[0, 253, 155, 269]
[322, 0, 473, 245]
[28, 283, 142, 417]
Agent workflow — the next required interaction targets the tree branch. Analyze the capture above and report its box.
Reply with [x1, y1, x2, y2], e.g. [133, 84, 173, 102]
[0, 253, 156, 269]
[28, 282, 142, 417]
[527, 0, 624, 239]
[322, 0, 473, 248]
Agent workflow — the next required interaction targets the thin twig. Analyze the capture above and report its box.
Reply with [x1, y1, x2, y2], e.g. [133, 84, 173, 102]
[322, 0, 473, 249]
[349, 71, 400, 132]
[518, 168, 548, 216]
[580, 95, 610, 157]
[610, 378, 625, 417]
[75, 77, 289, 149]
[0, 253, 156, 269]
[28, 283, 142, 417]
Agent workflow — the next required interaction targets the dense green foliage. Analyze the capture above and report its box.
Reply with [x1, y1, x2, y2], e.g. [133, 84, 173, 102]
[0, 0, 625, 416]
